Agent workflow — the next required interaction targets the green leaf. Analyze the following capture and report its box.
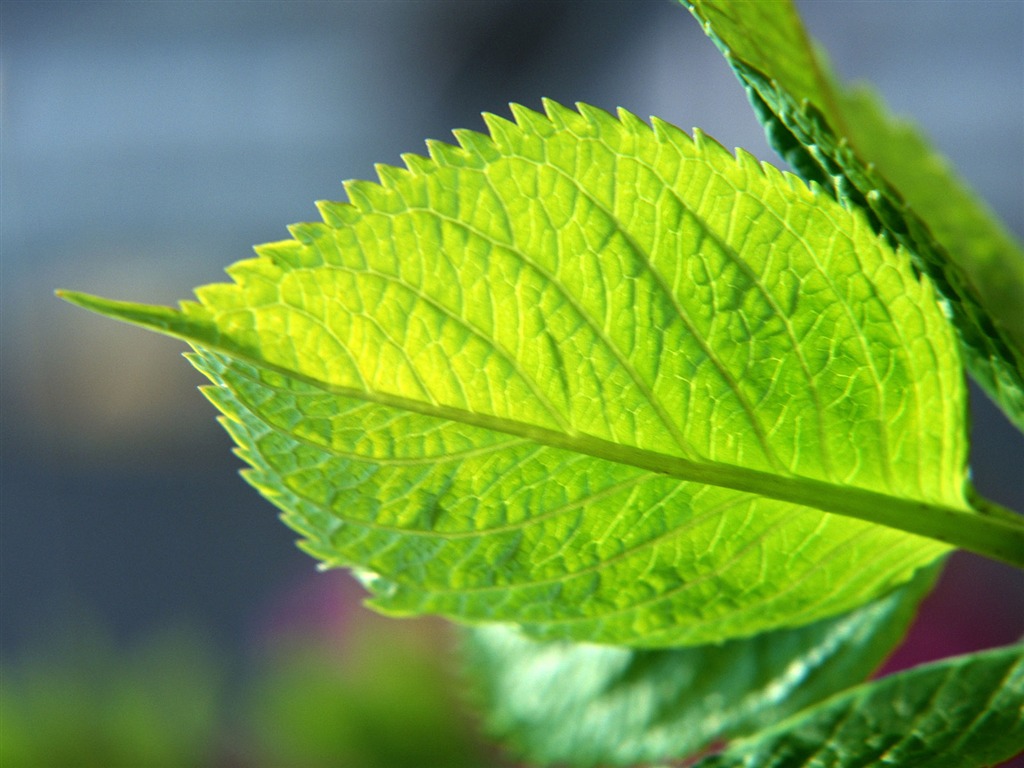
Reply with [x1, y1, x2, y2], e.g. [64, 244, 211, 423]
[695, 644, 1024, 768]
[57, 102, 1023, 646]
[836, 83, 1024, 349]
[684, 0, 1024, 432]
[463, 565, 939, 766]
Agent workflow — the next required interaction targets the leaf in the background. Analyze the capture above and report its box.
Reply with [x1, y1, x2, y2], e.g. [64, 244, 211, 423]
[695, 644, 1024, 768]
[58, 102, 1021, 647]
[463, 565, 938, 766]
[684, 0, 1024, 432]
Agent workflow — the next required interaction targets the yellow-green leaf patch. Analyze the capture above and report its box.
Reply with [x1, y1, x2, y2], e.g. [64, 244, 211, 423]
[60, 102, 1021, 646]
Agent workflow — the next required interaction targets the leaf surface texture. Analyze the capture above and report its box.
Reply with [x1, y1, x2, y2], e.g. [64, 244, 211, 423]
[59, 102, 984, 645]
[464, 566, 938, 766]
[684, 0, 1024, 431]
[695, 644, 1024, 768]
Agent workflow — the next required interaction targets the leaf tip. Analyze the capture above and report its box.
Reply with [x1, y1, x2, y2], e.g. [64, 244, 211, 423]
[54, 287, 82, 306]
[56, 289, 141, 319]
[55, 289, 196, 340]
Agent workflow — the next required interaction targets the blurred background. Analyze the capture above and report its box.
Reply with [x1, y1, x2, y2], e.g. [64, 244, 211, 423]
[2, 1, 1022, 765]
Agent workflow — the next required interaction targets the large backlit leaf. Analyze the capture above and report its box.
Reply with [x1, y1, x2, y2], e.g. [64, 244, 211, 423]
[59, 102, 1021, 646]
[463, 565, 938, 766]
[695, 644, 1024, 768]
[685, 0, 1024, 431]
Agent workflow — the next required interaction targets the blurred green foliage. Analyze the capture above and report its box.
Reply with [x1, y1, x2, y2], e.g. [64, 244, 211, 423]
[1, 608, 498, 768]
[1, 625, 220, 767]
[242, 612, 497, 768]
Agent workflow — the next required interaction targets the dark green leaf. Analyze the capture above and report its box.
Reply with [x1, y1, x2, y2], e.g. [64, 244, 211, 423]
[696, 644, 1024, 768]
[684, 0, 1024, 432]
[464, 566, 938, 766]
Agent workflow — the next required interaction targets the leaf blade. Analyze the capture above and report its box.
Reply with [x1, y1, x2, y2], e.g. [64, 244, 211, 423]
[463, 565, 940, 766]
[837, 82, 1024, 359]
[695, 644, 1024, 768]
[684, 0, 1024, 431]
[58, 104, 1015, 646]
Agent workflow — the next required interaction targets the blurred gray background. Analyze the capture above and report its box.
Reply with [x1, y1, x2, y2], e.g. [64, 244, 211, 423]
[2, 0, 1022, 678]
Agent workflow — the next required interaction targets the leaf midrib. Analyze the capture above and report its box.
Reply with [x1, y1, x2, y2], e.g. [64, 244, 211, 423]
[204, 334, 1024, 567]
[55, 289, 1024, 567]
[216, 351, 917, 640]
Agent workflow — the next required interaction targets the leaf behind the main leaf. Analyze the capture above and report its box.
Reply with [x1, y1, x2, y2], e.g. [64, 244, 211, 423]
[684, 0, 1024, 432]
[837, 82, 1024, 366]
[463, 564, 939, 766]
[695, 644, 1024, 768]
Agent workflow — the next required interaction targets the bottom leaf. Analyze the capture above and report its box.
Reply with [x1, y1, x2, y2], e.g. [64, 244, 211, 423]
[697, 643, 1024, 768]
[463, 565, 938, 766]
